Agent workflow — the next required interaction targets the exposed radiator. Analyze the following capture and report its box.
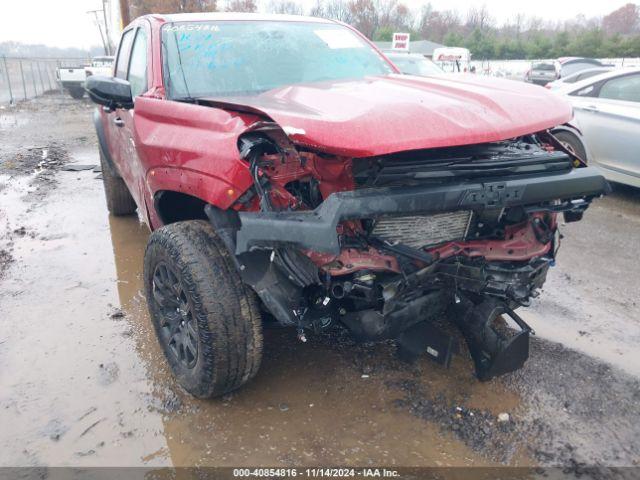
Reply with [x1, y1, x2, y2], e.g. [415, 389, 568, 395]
[371, 211, 473, 249]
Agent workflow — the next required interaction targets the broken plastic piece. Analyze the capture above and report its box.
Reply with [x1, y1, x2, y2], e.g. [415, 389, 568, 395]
[450, 298, 532, 381]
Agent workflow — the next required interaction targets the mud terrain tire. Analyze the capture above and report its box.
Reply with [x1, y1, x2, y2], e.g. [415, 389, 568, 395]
[100, 150, 136, 216]
[68, 88, 85, 99]
[143, 220, 263, 398]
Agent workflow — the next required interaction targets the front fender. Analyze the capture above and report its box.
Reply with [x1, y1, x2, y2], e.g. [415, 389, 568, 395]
[145, 167, 245, 216]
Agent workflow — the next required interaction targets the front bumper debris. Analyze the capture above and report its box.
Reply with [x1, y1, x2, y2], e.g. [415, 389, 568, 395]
[235, 167, 609, 255]
[449, 298, 533, 381]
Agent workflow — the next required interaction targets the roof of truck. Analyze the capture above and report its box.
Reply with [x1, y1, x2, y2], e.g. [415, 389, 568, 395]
[156, 12, 335, 24]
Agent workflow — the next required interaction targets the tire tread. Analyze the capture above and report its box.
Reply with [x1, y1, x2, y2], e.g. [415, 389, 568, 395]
[100, 151, 137, 216]
[144, 220, 263, 397]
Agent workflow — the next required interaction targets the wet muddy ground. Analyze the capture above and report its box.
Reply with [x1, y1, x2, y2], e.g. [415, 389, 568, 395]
[1, 93, 639, 473]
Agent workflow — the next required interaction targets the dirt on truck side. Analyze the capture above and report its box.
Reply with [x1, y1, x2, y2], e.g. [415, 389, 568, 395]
[1, 93, 640, 475]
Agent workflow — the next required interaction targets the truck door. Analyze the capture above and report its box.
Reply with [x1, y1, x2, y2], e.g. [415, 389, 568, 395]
[116, 26, 150, 212]
[104, 28, 135, 194]
[106, 25, 150, 213]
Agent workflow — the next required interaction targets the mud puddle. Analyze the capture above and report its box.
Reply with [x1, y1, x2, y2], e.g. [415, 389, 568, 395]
[0, 160, 500, 468]
[0, 166, 168, 467]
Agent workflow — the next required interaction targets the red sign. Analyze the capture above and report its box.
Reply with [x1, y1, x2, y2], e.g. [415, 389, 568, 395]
[392, 32, 410, 51]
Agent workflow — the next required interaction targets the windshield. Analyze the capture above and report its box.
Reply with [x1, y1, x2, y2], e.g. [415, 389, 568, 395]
[533, 63, 556, 71]
[388, 55, 443, 76]
[162, 21, 393, 98]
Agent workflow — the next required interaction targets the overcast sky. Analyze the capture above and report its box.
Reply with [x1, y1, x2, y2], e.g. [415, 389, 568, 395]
[0, 0, 634, 49]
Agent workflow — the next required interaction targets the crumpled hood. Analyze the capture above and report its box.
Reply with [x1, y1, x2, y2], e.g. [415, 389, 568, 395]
[204, 74, 573, 157]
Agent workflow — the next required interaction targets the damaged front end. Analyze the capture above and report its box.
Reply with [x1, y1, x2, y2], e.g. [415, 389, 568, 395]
[206, 124, 609, 381]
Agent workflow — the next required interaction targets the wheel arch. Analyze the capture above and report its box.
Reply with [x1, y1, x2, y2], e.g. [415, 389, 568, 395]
[146, 166, 250, 229]
[550, 123, 590, 160]
[153, 190, 210, 226]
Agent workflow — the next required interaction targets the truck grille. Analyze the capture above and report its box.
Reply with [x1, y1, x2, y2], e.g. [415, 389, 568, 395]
[353, 141, 572, 188]
[371, 210, 473, 249]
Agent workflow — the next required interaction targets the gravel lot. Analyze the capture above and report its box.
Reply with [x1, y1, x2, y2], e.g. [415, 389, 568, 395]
[0, 93, 639, 476]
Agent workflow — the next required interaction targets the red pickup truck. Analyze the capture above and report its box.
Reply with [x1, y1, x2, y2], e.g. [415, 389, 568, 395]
[87, 13, 608, 398]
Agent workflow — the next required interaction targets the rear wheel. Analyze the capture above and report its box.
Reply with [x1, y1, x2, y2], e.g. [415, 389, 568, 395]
[144, 220, 263, 398]
[100, 150, 136, 216]
[68, 88, 85, 99]
[554, 131, 588, 162]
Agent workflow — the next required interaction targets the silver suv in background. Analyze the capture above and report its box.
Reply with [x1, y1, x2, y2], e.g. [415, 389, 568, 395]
[526, 62, 559, 85]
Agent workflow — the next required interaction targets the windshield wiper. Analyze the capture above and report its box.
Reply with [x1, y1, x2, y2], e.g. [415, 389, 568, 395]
[172, 96, 200, 104]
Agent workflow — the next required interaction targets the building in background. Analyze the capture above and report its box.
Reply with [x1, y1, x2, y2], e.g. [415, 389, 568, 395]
[373, 40, 444, 59]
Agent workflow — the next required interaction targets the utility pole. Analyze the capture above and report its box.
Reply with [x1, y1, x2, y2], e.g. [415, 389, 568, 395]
[119, 0, 131, 29]
[88, 9, 109, 55]
[102, 0, 114, 55]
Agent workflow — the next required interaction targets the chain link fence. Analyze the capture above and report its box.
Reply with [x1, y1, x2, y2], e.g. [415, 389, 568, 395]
[0, 56, 89, 105]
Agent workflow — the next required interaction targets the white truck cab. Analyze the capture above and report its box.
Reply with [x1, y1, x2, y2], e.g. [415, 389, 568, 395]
[57, 57, 114, 99]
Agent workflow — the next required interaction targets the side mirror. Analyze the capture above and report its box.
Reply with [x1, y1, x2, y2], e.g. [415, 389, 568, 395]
[85, 75, 133, 109]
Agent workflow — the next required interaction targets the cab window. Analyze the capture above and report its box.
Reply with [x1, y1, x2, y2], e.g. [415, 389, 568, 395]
[115, 29, 134, 79]
[128, 29, 148, 98]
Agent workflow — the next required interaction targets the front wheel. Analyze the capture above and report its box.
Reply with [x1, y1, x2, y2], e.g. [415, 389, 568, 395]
[143, 220, 263, 398]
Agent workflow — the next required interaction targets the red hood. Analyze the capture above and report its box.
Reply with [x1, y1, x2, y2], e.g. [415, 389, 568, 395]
[204, 74, 572, 157]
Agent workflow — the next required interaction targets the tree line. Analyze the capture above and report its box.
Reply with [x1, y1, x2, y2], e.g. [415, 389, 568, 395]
[127, 0, 640, 59]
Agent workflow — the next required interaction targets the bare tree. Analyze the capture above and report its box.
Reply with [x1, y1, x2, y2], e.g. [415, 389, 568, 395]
[377, 0, 412, 31]
[348, 0, 378, 37]
[311, 0, 354, 23]
[418, 5, 461, 43]
[267, 0, 304, 15]
[130, 0, 217, 16]
[309, 0, 324, 17]
[225, 0, 257, 11]
[465, 5, 492, 32]
[603, 3, 640, 35]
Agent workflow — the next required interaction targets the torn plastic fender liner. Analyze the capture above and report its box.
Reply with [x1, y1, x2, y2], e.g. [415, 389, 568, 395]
[204, 205, 319, 326]
[449, 297, 533, 381]
[235, 167, 609, 255]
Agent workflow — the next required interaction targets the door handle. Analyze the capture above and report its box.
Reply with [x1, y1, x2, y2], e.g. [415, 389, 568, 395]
[582, 105, 599, 112]
[113, 117, 124, 127]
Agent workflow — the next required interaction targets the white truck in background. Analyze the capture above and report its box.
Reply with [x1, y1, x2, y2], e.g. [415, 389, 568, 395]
[432, 47, 472, 73]
[84, 56, 115, 78]
[56, 56, 114, 99]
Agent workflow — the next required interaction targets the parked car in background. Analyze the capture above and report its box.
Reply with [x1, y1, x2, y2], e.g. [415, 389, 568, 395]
[525, 62, 559, 85]
[386, 53, 444, 76]
[545, 67, 613, 90]
[86, 13, 607, 398]
[526, 58, 608, 86]
[552, 68, 640, 188]
[558, 57, 607, 78]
